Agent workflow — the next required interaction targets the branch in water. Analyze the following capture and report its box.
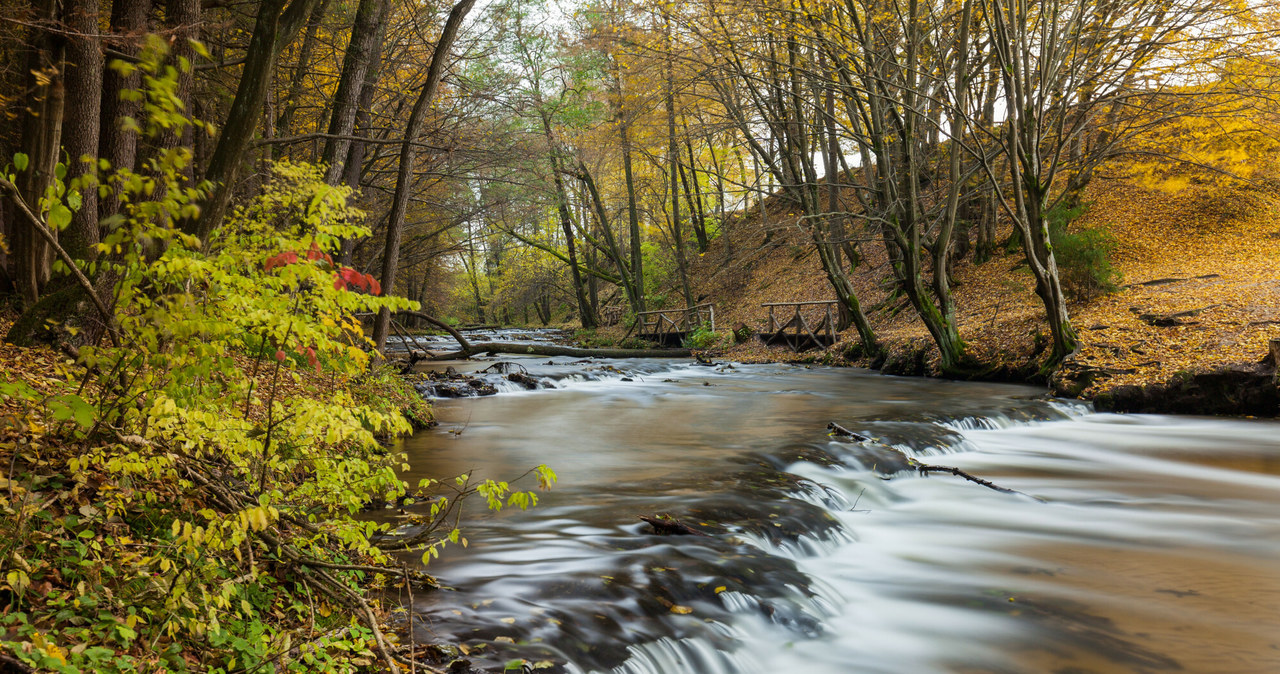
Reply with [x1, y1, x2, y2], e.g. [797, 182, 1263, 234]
[826, 422, 1042, 500]
[827, 422, 870, 442]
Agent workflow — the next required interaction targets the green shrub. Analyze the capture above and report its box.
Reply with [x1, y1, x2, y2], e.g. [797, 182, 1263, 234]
[0, 37, 553, 673]
[683, 323, 728, 349]
[1047, 202, 1121, 301]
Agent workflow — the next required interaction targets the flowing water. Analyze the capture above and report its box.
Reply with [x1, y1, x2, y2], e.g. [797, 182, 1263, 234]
[375, 338, 1280, 674]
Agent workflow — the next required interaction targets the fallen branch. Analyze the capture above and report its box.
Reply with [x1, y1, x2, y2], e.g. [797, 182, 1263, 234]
[639, 514, 711, 536]
[384, 310, 690, 360]
[826, 422, 870, 442]
[825, 422, 1040, 500]
[904, 458, 1035, 499]
[395, 310, 472, 352]
[0, 652, 36, 673]
[1135, 304, 1221, 327]
[428, 342, 691, 360]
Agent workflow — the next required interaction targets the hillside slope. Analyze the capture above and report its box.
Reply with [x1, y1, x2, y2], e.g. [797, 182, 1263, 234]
[689, 176, 1280, 412]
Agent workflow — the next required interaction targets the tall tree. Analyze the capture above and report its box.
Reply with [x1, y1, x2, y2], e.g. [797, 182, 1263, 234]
[190, 0, 326, 242]
[372, 0, 481, 353]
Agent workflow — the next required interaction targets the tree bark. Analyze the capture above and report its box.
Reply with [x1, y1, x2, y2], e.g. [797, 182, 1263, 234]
[60, 0, 103, 266]
[371, 0, 480, 354]
[321, 0, 388, 185]
[11, 0, 65, 305]
[190, 0, 324, 243]
[98, 0, 150, 222]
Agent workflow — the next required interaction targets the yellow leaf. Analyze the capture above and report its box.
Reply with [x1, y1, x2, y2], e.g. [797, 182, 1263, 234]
[669, 605, 693, 614]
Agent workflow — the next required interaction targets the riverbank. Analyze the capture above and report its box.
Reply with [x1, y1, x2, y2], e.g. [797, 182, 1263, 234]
[671, 174, 1280, 417]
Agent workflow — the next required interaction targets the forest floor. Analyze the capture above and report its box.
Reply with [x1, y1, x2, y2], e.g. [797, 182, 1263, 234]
[678, 174, 1280, 410]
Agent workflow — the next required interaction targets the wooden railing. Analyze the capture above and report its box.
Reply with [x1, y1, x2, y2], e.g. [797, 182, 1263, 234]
[761, 300, 839, 351]
[635, 303, 715, 340]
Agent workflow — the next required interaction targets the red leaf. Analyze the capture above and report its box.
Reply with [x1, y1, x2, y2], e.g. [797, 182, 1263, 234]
[264, 251, 298, 272]
[274, 350, 286, 362]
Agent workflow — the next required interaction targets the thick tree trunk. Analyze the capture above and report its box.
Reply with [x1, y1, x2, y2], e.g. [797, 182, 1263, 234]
[98, 0, 150, 222]
[60, 0, 102, 266]
[321, 0, 388, 184]
[11, 0, 65, 306]
[338, 34, 383, 265]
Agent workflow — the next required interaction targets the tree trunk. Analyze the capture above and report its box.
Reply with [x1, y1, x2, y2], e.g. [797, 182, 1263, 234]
[371, 0, 479, 354]
[682, 139, 708, 252]
[11, 0, 65, 306]
[190, 0, 323, 242]
[274, 0, 332, 144]
[338, 32, 383, 265]
[60, 0, 102, 267]
[577, 159, 641, 314]
[321, 0, 388, 184]
[620, 118, 644, 311]
[98, 0, 150, 222]
[540, 116, 596, 329]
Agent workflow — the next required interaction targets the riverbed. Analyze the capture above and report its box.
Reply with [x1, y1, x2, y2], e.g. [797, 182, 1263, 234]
[376, 338, 1280, 673]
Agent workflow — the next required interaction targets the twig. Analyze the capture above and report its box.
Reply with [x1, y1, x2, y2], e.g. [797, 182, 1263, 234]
[907, 458, 1040, 500]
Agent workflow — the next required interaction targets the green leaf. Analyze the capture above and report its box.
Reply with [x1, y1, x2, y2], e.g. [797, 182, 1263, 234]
[13, 153, 28, 172]
[50, 394, 96, 428]
[48, 203, 72, 230]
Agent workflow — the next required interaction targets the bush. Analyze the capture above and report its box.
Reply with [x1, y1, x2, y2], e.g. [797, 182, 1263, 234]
[683, 323, 728, 349]
[1047, 202, 1121, 301]
[0, 38, 553, 673]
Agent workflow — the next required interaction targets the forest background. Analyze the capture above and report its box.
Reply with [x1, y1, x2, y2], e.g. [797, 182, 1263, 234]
[0, 0, 1279, 671]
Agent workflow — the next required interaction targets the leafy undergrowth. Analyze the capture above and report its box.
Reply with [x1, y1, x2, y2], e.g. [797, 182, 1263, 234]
[0, 60, 554, 669]
[0, 316, 418, 673]
[689, 166, 1280, 398]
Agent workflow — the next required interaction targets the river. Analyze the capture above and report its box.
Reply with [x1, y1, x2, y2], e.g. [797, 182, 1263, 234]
[376, 332, 1280, 673]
